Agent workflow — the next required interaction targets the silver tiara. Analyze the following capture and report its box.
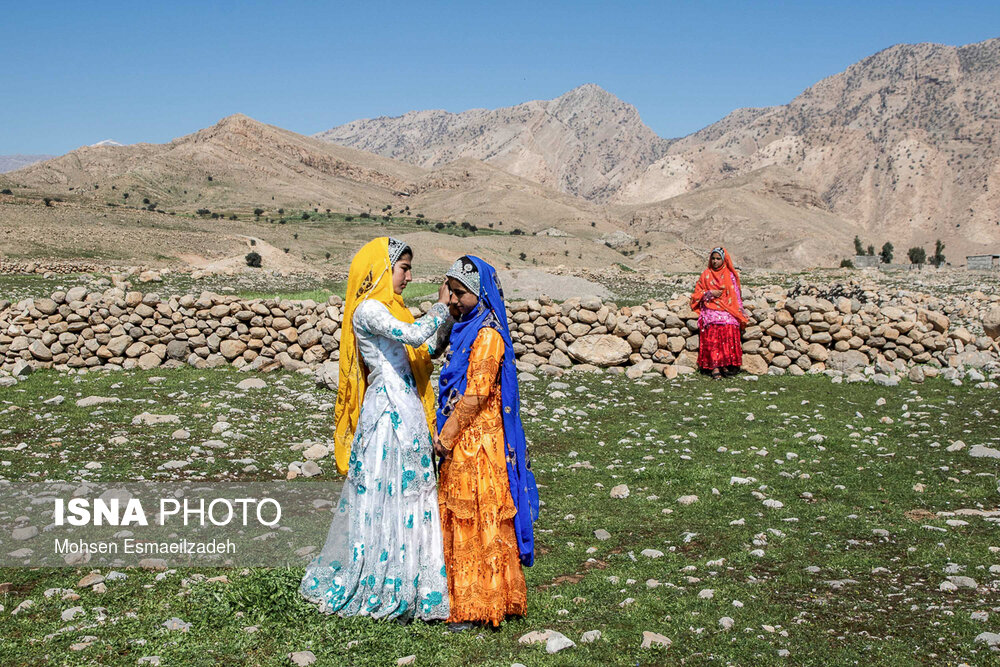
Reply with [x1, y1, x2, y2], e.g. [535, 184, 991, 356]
[446, 257, 480, 294]
[387, 237, 410, 267]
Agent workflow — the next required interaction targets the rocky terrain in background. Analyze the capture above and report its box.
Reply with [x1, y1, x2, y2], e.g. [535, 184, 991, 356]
[623, 39, 1000, 263]
[3, 275, 998, 388]
[4, 39, 1000, 271]
[318, 83, 670, 202]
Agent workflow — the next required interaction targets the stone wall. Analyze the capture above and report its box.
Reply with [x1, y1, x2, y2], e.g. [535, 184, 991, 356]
[0, 260, 135, 275]
[967, 255, 1000, 271]
[2, 282, 999, 385]
[852, 255, 880, 268]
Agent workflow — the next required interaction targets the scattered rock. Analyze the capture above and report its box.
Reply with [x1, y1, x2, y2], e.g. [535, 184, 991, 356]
[288, 651, 317, 666]
[640, 631, 672, 649]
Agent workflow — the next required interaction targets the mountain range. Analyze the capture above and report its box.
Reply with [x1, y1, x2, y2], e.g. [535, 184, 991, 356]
[7, 37, 1000, 269]
[0, 155, 55, 173]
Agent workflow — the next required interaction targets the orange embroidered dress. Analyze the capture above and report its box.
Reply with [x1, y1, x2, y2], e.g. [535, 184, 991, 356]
[438, 327, 527, 625]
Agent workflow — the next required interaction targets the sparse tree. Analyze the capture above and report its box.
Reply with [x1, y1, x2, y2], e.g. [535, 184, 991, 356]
[866, 244, 875, 256]
[931, 239, 946, 267]
[253, 208, 264, 217]
[519, 252, 526, 261]
[853, 235, 864, 255]
[245, 251, 262, 268]
[907, 246, 927, 265]
[879, 242, 894, 264]
[840, 258, 855, 269]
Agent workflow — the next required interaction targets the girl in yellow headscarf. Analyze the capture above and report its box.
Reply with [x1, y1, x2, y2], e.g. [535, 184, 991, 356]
[301, 237, 455, 623]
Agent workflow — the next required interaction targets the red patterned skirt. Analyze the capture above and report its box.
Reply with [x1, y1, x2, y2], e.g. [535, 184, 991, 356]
[698, 324, 743, 370]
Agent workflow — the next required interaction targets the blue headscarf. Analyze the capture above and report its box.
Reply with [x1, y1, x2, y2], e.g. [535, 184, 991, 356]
[437, 256, 540, 566]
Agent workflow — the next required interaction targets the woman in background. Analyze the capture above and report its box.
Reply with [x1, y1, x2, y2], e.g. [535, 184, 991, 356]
[690, 247, 749, 379]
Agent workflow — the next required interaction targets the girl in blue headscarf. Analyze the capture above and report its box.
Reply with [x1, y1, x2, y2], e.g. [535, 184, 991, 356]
[434, 255, 539, 627]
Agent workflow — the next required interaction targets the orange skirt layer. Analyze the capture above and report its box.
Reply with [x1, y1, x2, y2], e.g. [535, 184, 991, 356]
[438, 355, 526, 625]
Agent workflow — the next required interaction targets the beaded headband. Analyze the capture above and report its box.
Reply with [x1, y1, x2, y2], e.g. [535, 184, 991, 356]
[387, 237, 410, 267]
[445, 256, 480, 294]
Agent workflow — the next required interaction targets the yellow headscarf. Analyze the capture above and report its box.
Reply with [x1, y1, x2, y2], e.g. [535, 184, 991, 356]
[334, 237, 437, 474]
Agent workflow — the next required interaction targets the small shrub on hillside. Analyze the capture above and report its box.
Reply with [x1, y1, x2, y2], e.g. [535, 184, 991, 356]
[245, 251, 262, 268]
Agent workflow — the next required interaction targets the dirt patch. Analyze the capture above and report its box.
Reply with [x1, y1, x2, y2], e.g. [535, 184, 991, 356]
[195, 236, 318, 275]
[539, 558, 609, 589]
[904, 508, 935, 522]
[497, 268, 611, 301]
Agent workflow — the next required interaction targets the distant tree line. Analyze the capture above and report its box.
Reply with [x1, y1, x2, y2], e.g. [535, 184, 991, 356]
[849, 236, 944, 267]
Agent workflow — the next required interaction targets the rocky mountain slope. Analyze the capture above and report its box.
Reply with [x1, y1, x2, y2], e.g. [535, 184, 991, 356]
[317, 83, 670, 202]
[619, 39, 1000, 260]
[9, 38, 1000, 270]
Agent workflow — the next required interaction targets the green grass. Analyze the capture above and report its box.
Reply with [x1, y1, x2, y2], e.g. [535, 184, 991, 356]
[1, 368, 998, 665]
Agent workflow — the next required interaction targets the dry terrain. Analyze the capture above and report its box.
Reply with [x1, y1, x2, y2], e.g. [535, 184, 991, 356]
[5, 38, 1000, 272]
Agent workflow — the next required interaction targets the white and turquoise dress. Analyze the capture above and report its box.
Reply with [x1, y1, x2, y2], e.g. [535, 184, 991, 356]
[300, 299, 451, 621]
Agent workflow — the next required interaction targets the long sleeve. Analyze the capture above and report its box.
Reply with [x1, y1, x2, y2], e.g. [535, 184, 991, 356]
[427, 315, 455, 357]
[691, 272, 709, 312]
[439, 328, 504, 451]
[354, 300, 448, 347]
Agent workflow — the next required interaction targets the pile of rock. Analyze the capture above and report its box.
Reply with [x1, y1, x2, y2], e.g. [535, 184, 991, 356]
[2, 281, 999, 384]
[505, 290, 1000, 381]
[0, 260, 133, 275]
[0, 287, 342, 377]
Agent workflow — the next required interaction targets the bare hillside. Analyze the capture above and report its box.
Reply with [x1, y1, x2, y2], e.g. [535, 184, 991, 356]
[317, 84, 670, 202]
[618, 38, 1000, 259]
[10, 114, 425, 213]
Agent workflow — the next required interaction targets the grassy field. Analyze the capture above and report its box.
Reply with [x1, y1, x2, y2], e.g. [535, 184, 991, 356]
[1, 367, 999, 665]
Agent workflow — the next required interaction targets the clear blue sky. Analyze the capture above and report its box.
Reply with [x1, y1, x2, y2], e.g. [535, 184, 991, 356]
[2, 1, 999, 155]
